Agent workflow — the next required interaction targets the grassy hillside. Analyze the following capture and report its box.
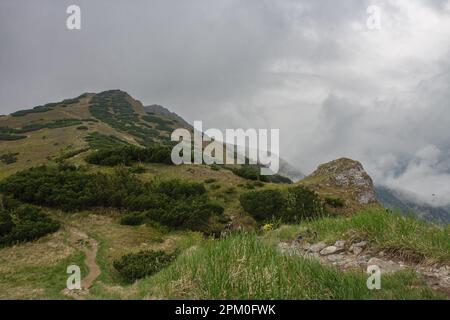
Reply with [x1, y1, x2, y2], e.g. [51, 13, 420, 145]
[0, 90, 191, 180]
[0, 91, 448, 300]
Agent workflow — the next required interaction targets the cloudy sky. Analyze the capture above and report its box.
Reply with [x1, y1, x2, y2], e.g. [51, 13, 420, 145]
[1, 0, 450, 205]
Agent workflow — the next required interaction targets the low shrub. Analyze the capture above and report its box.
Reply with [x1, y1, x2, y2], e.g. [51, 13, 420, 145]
[86, 145, 173, 166]
[325, 196, 346, 208]
[84, 132, 129, 150]
[113, 250, 176, 282]
[128, 165, 146, 174]
[210, 164, 221, 171]
[0, 203, 60, 247]
[120, 213, 145, 226]
[239, 189, 286, 221]
[286, 186, 325, 222]
[240, 186, 325, 223]
[0, 165, 223, 232]
[232, 165, 260, 181]
[0, 133, 27, 141]
[0, 152, 19, 165]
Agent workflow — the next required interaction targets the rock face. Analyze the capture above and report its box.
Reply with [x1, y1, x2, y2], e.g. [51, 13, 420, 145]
[298, 158, 378, 212]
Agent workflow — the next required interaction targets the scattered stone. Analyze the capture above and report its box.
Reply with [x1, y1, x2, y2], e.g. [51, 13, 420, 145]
[351, 246, 363, 255]
[367, 257, 403, 274]
[320, 245, 344, 256]
[308, 242, 327, 253]
[352, 241, 367, 248]
[349, 241, 367, 255]
[334, 240, 346, 248]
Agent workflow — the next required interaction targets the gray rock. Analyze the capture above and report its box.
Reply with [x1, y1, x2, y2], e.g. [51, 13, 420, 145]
[334, 240, 347, 248]
[349, 241, 367, 255]
[308, 242, 327, 253]
[351, 246, 363, 255]
[320, 245, 344, 256]
[352, 241, 367, 248]
[367, 257, 403, 274]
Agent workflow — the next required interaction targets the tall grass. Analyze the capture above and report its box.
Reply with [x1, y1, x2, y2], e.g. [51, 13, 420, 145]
[138, 233, 442, 300]
[266, 208, 450, 264]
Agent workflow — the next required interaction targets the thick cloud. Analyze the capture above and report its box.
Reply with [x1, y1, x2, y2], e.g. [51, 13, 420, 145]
[1, 0, 450, 205]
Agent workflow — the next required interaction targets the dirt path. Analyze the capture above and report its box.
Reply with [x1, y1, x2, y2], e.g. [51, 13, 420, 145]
[62, 226, 101, 299]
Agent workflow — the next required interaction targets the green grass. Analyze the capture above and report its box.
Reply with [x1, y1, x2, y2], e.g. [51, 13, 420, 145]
[0, 250, 86, 299]
[266, 208, 450, 264]
[137, 232, 443, 300]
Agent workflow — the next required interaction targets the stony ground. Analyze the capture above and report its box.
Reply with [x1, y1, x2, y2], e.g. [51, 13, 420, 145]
[278, 235, 450, 297]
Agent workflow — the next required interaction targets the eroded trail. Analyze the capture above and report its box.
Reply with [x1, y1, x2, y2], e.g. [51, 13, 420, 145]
[62, 226, 101, 299]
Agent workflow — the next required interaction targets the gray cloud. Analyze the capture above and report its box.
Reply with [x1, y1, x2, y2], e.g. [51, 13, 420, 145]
[1, 0, 450, 205]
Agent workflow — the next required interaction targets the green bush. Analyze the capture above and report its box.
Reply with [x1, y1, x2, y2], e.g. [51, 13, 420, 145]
[146, 198, 224, 231]
[239, 189, 286, 221]
[86, 145, 173, 166]
[128, 165, 146, 174]
[0, 204, 60, 247]
[325, 196, 346, 208]
[286, 186, 325, 222]
[265, 174, 293, 184]
[0, 133, 27, 141]
[85, 132, 129, 150]
[0, 165, 223, 232]
[113, 250, 176, 282]
[154, 179, 206, 199]
[0, 152, 19, 165]
[240, 186, 325, 223]
[210, 164, 221, 171]
[120, 213, 145, 226]
[232, 165, 260, 181]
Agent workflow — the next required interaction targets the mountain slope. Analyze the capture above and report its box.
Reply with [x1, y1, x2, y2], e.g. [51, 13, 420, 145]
[375, 185, 450, 225]
[1, 90, 300, 182]
[0, 90, 190, 178]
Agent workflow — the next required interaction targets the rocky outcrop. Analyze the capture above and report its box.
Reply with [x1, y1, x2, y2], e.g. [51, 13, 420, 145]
[298, 158, 378, 213]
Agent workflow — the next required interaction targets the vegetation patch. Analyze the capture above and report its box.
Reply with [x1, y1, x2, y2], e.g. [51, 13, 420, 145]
[0, 127, 27, 141]
[140, 233, 441, 299]
[10, 94, 86, 117]
[113, 250, 176, 282]
[0, 152, 19, 165]
[84, 132, 129, 150]
[0, 198, 60, 248]
[268, 208, 450, 264]
[10, 106, 53, 117]
[325, 196, 346, 208]
[240, 186, 325, 223]
[142, 115, 174, 126]
[88, 90, 166, 145]
[0, 165, 225, 232]
[86, 145, 173, 166]
[231, 165, 292, 184]
[55, 148, 90, 162]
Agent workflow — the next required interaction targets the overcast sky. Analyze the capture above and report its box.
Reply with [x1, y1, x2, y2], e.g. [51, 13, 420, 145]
[1, 0, 450, 205]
